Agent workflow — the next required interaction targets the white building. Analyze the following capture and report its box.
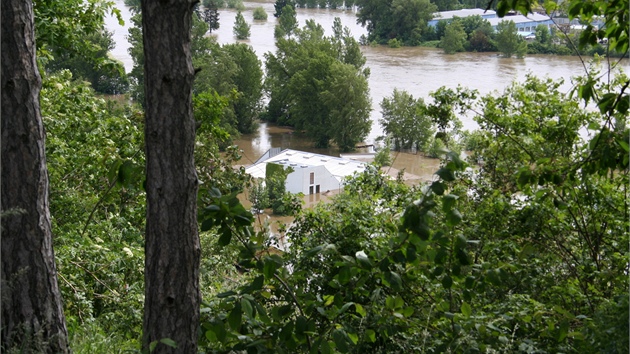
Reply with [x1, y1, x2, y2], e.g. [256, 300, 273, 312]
[428, 8, 554, 36]
[245, 148, 367, 195]
[428, 8, 497, 27]
[487, 13, 554, 33]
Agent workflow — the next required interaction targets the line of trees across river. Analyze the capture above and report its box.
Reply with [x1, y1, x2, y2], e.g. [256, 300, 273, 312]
[2, 0, 628, 352]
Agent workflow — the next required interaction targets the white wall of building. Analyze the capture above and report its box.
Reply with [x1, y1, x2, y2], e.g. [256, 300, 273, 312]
[284, 165, 339, 195]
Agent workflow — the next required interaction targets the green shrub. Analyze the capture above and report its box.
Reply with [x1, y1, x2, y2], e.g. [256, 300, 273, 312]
[226, 0, 244, 10]
[253, 7, 268, 20]
[388, 38, 402, 48]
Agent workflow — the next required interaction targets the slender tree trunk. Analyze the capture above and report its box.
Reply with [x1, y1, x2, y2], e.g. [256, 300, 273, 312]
[141, 0, 201, 353]
[1, 0, 69, 352]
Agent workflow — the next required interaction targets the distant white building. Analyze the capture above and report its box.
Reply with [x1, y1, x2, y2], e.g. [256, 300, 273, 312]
[245, 148, 367, 195]
[428, 8, 497, 27]
[428, 9, 554, 36]
[487, 13, 554, 33]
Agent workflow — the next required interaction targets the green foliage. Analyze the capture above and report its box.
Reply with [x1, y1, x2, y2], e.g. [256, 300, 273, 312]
[274, 0, 296, 17]
[275, 5, 298, 39]
[265, 18, 372, 150]
[223, 43, 264, 133]
[42, 71, 145, 344]
[355, 0, 437, 45]
[203, 0, 225, 8]
[194, 40, 264, 135]
[373, 139, 393, 167]
[264, 163, 301, 215]
[474, 75, 597, 190]
[34, 0, 122, 64]
[45, 29, 129, 94]
[233, 11, 251, 40]
[197, 3, 221, 32]
[494, 20, 527, 58]
[194, 90, 236, 149]
[226, 0, 245, 10]
[253, 7, 268, 21]
[441, 20, 466, 54]
[424, 134, 447, 157]
[379, 89, 435, 151]
[387, 38, 402, 48]
[248, 179, 270, 213]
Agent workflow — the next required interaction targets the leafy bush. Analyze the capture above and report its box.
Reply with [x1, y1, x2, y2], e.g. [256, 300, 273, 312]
[387, 38, 402, 48]
[226, 0, 244, 10]
[252, 7, 267, 21]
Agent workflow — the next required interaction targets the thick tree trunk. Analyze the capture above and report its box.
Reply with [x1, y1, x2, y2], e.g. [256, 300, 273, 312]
[1, 0, 69, 352]
[141, 0, 201, 353]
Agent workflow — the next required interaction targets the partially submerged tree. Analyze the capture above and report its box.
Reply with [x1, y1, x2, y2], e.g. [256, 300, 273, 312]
[441, 20, 466, 54]
[233, 11, 251, 40]
[494, 20, 527, 58]
[379, 89, 434, 151]
[265, 18, 372, 150]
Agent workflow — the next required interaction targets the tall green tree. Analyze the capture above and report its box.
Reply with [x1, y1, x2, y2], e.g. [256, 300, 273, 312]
[223, 43, 264, 133]
[1, 0, 69, 351]
[275, 4, 298, 38]
[274, 0, 295, 17]
[141, 0, 200, 352]
[494, 20, 527, 58]
[355, 0, 437, 44]
[379, 89, 435, 151]
[265, 18, 372, 150]
[233, 11, 251, 40]
[199, 0, 222, 32]
[441, 20, 466, 54]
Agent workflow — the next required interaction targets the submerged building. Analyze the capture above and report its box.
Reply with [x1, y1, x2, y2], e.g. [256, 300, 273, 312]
[245, 148, 367, 195]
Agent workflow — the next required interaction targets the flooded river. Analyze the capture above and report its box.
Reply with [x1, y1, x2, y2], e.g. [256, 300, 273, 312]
[105, 0, 613, 168]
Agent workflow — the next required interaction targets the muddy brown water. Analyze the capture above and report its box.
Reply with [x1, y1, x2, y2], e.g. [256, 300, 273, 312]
[106, 0, 610, 146]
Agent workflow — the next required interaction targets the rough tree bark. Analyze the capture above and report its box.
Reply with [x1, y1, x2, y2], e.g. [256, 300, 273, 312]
[141, 0, 201, 353]
[1, 0, 69, 352]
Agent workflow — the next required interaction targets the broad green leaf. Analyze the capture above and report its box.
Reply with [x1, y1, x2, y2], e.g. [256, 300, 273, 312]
[218, 226, 232, 246]
[597, 93, 617, 114]
[354, 303, 366, 317]
[338, 266, 351, 284]
[430, 181, 445, 195]
[435, 167, 456, 182]
[385, 271, 403, 291]
[339, 302, 354, 315]
[332, 329, 349, 353]
[461, 302, 472, 317]
[241, 298, 254, 319]
[263, 260, 277, 280]
[442, 194, 458, 212]
[446, 209, 462, 226]
[228, 302, 242, 331]
[159, 338, 177, 348]
[442, 275, 453, 289]
[366, 329, 376, 343]
[324, 295, 335, 306]
[347, 332, 359, 345]
[216, 290, 236, 298]
[355, 251, 372, 269]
